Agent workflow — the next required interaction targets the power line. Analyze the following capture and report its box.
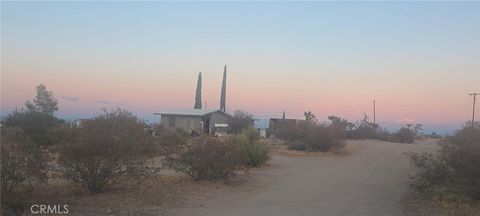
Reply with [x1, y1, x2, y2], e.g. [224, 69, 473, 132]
[374, 101, 417, 109]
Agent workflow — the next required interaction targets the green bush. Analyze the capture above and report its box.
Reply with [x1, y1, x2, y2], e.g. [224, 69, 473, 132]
[406, 126, 480, 199]
[164, 136, 246, 180]
[241, 127, 261, 143]
[231, 134, 249, 146]
[243, 140, 271, 167]
[232, 134, 270, 167]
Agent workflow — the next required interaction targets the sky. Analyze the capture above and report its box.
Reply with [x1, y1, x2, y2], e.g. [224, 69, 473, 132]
[1, 1, 479, 133]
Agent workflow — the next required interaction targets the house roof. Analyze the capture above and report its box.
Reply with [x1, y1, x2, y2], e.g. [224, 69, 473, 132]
[153, 109, 225, 117]
[270, 118, 303, 121]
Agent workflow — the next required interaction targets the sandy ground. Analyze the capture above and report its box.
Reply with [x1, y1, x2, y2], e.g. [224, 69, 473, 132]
[13, 139, 440, 216]
[166, 139, 437, 216]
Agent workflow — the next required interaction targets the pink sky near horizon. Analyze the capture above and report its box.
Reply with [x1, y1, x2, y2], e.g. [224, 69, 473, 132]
[1, 2, 479, 125]
[1, 60, 477, 125]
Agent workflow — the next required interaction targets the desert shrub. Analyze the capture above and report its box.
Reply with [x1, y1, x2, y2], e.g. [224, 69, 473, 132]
[406, 126, 480, 199]
[56, 109, 155, 192]
[232, 134, 270, 167]
[269, 111, 346, 152]
[275, 112, 316, 141]
[3, 109, 63, 146]
[353, 124, 377, 139]
[291, 123, 346, 152]
[328, 116, 355, 137]
[228, 110, 254, 134]
[164, 137, 246, 180]
[274, 121, 304, 141]
[242, 127, 261, 143]
[1, 128, 46, 204]
[405, 151, 450, 191]
[275, 112, 346, 152]
[410, 123, 424, 137]
[430, 132, 442, 139]
[352, 115, 378, 139]
[393, 127, 416, 143]
[156, 128, 188, 155]
[151, 123, 168, 136]
[375, 127, 392, 141]
[3, 84, 64, 146]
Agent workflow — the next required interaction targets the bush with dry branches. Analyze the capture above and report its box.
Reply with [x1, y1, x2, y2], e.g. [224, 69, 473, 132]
[57, 109, 156, 192]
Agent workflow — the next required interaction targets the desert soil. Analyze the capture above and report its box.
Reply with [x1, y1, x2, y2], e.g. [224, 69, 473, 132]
[24, 139, 438, 216]
[165, 139, 437, 216]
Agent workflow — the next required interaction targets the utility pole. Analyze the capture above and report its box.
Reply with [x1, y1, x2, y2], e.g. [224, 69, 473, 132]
[373, 100, 376, 125]
[469, 93, 479, 127]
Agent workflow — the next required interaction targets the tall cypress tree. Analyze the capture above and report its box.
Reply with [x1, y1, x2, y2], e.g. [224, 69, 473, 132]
[220, 65, 227, 112]
[194, 72, 202, 109]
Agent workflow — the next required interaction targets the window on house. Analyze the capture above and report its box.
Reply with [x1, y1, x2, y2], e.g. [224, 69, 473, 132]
[169, 116, 176, 127]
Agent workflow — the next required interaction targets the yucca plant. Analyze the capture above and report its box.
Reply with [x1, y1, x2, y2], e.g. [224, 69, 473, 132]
[242, 140, 271, 167]
[232, 134, 271, 167]
[242, 127, 261, 143]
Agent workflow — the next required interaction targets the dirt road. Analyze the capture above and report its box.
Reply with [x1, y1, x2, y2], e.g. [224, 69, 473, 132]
[169, 139, 437, 216]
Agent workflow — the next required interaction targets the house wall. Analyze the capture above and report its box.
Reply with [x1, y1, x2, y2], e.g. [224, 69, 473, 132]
[208, 112, 230, 133]
[161, 115, 202, 132]
[268, 119, 303, 137]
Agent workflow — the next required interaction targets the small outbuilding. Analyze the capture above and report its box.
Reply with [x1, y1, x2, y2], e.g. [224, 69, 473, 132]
[268, 118, 304, 137]
[154, 109, 231, 135]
